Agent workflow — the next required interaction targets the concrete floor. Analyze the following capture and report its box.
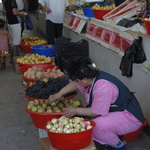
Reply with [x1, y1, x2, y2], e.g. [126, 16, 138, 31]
[0, 1, 150, 148]
[0, 28, 149, 150]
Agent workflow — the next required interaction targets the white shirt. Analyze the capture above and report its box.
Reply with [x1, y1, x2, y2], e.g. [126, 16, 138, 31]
[38, 0, 69, 23]
[16, 0, 24, 10]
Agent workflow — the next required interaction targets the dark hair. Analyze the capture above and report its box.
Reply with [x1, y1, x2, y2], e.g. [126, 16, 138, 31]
[67, 56, 99, 80]
[0, 19, 5, 28]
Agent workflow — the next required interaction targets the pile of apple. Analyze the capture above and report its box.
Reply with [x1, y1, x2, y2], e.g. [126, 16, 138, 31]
[46, 116, 93, 133]
[27, 97, 81, 113]
[92, 3, 115, 10]
[23, 66, 65, 79]
[16, 54, 53, 64]
[22, 36, 47, 46]
[144, 17, 150, 21]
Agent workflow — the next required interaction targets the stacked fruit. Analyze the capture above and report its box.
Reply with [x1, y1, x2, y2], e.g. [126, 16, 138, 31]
[27, 97, 81, 113]
[22, 36, 47, 46]
[46, 116, 93, 133]
[16, 54, 53, 64]
[92, 3, 115, 10]
[25, 78, 75, 99]
[23, 66, 65, 80]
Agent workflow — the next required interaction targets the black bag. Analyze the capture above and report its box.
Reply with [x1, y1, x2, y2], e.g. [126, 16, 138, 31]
[117, 18, 143, 28]
[120, 37, 146, 77]
[55, 36, 89, 71]
[25, 15, 34, 30]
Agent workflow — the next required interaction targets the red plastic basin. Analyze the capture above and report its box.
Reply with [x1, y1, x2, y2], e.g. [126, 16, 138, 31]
[19, 64, 57, 75]
[46, 119, 96, 150]
[143, 20, 150, 35]
[25, 107, 63, 129]
[92, 9, 111, 20]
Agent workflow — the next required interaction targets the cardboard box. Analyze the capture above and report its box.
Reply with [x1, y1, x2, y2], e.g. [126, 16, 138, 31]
[13, 56, 22, 74]
[39, 137, 96, 150]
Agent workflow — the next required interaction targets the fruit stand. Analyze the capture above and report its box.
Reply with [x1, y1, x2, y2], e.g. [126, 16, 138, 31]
[17, 0, 150, 149]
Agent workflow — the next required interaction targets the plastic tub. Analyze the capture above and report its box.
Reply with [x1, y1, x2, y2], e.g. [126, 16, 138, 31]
[92, 9, 111, 20]
[24, 94, 77, 101]
[16, 60, 53, 68]
[25, 107, 63, 129]
[143, 20, 150, 35]
[46, 119, 96, 150]
[31, 45, 56, 57]
[19, 64, 57, 75]
[20, 42, 33, 54]
[82, 7, 94, 17]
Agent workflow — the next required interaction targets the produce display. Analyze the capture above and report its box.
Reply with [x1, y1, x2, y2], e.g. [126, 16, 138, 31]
[92, 3, 115, 10]
[22, 36, 47, 45]
[46, 116, 93, 133]
[16, 54, 53, 64]
[25, 78, 76, 99]
[23, 66, 65, 80]
[144, 17, 150, 21]
[27, 97, 81, 113]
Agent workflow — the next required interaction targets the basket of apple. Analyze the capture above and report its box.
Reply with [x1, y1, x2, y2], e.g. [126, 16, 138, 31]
[46, 116, 96, 150]
[16, 54, 53, 67]
[25, 97, 82, 129]
[21, 65, 66, 83]
[20, 36, 47, 54]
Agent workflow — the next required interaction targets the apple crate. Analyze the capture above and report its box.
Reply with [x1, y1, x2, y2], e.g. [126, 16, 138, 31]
[46, 118, 96, 150]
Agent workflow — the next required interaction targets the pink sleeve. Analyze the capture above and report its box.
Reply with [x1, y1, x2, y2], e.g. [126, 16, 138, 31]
[91, 80, 118, 116]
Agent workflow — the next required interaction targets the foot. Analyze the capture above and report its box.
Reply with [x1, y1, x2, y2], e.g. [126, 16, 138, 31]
[1, 63, 6, 70]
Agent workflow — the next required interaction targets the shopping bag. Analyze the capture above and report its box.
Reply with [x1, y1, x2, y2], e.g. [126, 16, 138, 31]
[25, 15, 34, 30]
[120, 37, 146, 77]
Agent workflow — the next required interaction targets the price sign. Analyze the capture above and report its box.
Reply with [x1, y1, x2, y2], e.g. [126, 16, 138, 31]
[72, 17, 82, 31]
[68, 15, 77, 27]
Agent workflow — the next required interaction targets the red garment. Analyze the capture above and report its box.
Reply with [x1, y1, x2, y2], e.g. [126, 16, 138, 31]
[0, 34, 9, 57]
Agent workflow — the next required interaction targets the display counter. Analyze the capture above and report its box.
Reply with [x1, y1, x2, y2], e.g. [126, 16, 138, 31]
[31, 11, 150, 124]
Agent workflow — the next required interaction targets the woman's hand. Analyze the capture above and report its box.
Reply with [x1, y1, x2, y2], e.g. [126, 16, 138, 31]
[63, 108, 77, 118]
[48, 92, 62, 104]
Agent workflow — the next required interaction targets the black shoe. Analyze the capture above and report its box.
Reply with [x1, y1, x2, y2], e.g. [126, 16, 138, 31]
[94, 140, 113, 150]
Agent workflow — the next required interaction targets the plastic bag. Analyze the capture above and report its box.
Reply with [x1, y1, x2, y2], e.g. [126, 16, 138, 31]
[25, 15, 34, 30]
[117, 18, 143, 28]
[120, 37, 146, 77]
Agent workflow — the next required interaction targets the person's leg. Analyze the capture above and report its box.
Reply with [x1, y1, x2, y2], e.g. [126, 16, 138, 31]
[55, 23, 63, 39]
[1, 56, 6, 70]
[8, 23, 21, 60]
[92, 111, 142, 148]
[21, 17, 25, 37]
[46, 20, 55, 44]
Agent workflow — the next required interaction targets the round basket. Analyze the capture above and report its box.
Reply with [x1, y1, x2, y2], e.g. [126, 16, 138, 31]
[24, 94, 77, 101]
[46, 119, 96, 150]
[143, 20, 150, 35]
[92, 9, 111, 20]
[17, 60, 53, 68]
[19, 64, 57, 75]
[31, 45, 56, 57]
[82, 7, 94, 17]
[20, 42, 33, 54]
[25, 107, 63, 129]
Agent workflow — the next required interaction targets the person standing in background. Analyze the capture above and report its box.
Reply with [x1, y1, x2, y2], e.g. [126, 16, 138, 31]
[28, 0, 38, 12]
[16, 0, 28, 36]
[3, 0, 27, 64]
[0, 19, 13, 70]
[38, 0, 71, 45]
